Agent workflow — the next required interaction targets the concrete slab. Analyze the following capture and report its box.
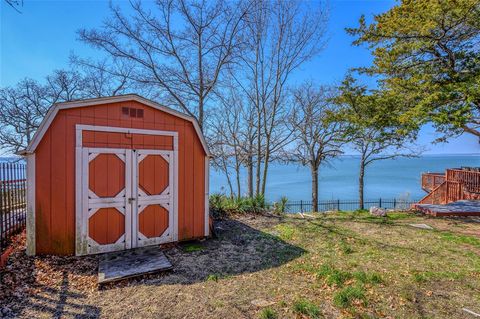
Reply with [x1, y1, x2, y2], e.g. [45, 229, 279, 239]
[409, 223, 434, 230]
[98, 246, 173, 284]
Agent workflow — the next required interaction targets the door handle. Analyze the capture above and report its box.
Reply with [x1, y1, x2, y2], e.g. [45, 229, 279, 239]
[128, 197, 136, 204]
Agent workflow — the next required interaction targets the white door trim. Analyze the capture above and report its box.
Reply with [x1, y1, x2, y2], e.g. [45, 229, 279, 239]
[75, 125, 179, 256]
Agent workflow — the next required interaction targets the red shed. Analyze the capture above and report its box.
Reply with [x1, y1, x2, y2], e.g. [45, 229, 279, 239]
[22, 95, 210, 256]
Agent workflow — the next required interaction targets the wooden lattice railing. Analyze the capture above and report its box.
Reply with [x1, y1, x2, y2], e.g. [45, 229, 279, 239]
[418, 181, 463, 205]
[446, 169, 480, 194]
[421, 172, 445, 192]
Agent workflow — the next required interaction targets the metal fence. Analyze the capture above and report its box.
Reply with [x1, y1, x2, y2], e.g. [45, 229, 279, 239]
[1, 163, 27, 252]
[283, 198, 419, 213]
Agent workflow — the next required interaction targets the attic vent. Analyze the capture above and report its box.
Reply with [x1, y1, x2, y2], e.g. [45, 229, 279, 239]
[121, 107, 144, 118]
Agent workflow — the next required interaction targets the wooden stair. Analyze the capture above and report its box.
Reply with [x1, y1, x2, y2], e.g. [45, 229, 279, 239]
[414, 168, 480, 214]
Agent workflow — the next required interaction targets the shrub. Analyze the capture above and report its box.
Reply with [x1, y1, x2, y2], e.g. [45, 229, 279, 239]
[273, 196, 288, 214]
[333, 285, 366, 308]
[259, 307, 278, 319]
[209, 193, 270, 217]
[292, 299, 320, 318]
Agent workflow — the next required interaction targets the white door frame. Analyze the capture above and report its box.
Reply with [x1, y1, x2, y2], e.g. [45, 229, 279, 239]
[75, 125, 178, 256]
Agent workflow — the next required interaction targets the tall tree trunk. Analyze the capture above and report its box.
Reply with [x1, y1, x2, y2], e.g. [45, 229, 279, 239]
[359, 159, 365, 210]
[198, 95, 204, 131]
[247, 154, 253, 197]
[235, 161, 241, 199]
[255, 110, 262, 195]
[312, 166, 318, 212]
[261, 147, 270, 196]
[198, 31, 204, 130]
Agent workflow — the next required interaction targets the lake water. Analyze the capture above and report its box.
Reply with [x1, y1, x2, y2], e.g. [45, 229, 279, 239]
[2, 155, 479, 202]
[210, 154, 480, 201]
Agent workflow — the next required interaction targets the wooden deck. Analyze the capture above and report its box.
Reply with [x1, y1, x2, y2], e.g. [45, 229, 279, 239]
[418, 168, 480, 206]
[414, 200, 480, 217]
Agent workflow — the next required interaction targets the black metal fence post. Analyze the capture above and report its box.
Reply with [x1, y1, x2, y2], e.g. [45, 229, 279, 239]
[379, 198, 382, 208]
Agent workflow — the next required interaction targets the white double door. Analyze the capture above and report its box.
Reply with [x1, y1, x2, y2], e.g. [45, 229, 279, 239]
[80, 148, 175, 255]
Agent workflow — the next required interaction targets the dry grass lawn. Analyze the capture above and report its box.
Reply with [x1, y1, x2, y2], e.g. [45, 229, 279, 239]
[2, 211, 480, 318]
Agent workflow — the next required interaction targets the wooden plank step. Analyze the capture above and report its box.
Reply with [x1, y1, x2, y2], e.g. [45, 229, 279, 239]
[98, 246, 173, 284]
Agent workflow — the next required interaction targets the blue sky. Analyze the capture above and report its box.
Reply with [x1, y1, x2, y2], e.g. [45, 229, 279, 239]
[1, 0, 479, 155]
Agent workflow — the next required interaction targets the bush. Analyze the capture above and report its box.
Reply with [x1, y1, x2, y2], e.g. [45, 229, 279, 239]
[209, 193, 270, 217]
[273, 196, 288, 214]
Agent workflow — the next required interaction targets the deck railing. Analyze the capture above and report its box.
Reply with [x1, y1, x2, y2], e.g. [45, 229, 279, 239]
[1, 163, 27, 252]
[421, 172, 445, 192]
[446, 169, 480, 194]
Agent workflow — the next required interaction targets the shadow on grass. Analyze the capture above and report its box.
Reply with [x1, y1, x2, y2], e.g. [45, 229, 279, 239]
[104, 217, 306, 287]
[20, 271, 101, 318]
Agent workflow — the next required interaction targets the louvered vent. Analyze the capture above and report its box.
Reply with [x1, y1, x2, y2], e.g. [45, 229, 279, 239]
[122, 107, 144, 118]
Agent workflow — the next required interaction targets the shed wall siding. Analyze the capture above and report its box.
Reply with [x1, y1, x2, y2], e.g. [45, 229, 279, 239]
[34, 100, 206, 255]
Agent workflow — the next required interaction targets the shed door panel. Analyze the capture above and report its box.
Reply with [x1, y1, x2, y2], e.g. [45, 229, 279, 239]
[83, 148, 131, 254]
[79, 147, 175, 255]
[134, 150, 174, 247]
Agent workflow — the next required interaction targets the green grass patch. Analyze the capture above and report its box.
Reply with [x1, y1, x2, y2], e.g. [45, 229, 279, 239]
[316, 264, 352, 287]
[274, 224, 296, 240]
[292, 299, 321, 318]
[340, 240, 354, 254]
[439, 231, 480, 247]
[412, 271, 464, 283]
[206, 273, 234, 282]
[259, 307, 277, 319]
[353, 271, 383, 284]
[183, 243, 204, 252]
[333, 285, 366, 308]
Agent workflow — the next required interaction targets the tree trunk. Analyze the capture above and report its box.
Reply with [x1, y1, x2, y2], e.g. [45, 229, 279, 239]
[247, 154, 253, 197]
[235, 161, 241, 199]
[261, 150, 269, 196]
[255, 113, 262, 195]
[312, 166, 318, 212]
[359, 160, 365, 210]
[197, 30, 204, 130]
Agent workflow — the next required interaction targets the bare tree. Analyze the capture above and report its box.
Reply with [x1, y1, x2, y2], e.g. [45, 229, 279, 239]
[0, 67, 137, 154]
[79, 0, 249, 129]
[71, 56, 134, 98]
[287, 83, 345, 212]
[45, 69, 86, 103]
[0, 80, 49, 154]
[232, 0, 328, 196]
[208, 85, 258, 198]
